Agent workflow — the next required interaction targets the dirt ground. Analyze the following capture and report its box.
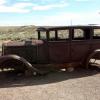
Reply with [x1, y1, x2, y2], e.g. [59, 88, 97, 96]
[0, 67, 99, 100]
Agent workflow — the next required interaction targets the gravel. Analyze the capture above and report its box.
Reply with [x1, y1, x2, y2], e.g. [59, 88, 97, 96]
[0, 68, 100, 100]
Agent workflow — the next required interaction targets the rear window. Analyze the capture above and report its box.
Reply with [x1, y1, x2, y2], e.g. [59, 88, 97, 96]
[93, 29, 100, 39]
[73, 29, 84, 40]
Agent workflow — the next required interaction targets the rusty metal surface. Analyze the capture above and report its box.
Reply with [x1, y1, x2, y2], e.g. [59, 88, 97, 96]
[2, 40, 44, 63]
[48, 41, 70, 63]
[1, 25, 100, 71]
[0, 55, 39, 72]
[3, 40, 44, 46]
[71, 40, 90, 62]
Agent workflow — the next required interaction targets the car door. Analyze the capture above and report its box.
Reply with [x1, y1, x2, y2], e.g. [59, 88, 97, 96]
[37, 31, 49, 64]
[91, 28, 100, 50]
[48, 29, 70, 63]
[71, 28, 90, 62]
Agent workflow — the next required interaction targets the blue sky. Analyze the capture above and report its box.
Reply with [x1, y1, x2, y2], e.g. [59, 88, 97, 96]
[0, 0, 100, 26]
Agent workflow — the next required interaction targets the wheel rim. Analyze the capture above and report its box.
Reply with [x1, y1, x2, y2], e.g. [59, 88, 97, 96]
[89, 58, 100, 69]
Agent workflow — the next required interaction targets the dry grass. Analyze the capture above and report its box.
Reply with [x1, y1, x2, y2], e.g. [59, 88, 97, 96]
[0, 25, 37, 41]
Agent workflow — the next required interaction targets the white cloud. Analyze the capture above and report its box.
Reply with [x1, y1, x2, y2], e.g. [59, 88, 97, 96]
[0, 2, 33, 13]
[0, 0, 6, 5]
[0, 6, 29, 13]
[1, 11, 100, 26]
[18, 0, 31, 1]
[35, 11, 100, 26]
[0, 0, 69, 13]
[13, 2, 33, 9]
[76, 0, 90, 2]
[32, 3, 68, 11]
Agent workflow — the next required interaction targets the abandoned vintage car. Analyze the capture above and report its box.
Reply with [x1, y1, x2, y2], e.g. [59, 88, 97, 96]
[0, 25, 100, 75]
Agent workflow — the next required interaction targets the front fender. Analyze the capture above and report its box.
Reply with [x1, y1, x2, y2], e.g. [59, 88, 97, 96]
[0, 55, 39, 73]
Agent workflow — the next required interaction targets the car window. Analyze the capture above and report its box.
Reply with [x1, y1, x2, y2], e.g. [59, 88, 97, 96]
[57, 30, 69, 40]
[73, 29, 84, 40]
[40, 31, 47, 40]
[49, 31, 56, 40]
[93, 29, 100, 39]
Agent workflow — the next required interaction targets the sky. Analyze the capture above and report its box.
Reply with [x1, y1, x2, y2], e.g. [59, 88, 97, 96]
[0, 0, 100, 26]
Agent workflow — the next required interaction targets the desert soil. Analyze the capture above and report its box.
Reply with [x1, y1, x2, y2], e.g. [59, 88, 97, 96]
[0, 67, 99, 100]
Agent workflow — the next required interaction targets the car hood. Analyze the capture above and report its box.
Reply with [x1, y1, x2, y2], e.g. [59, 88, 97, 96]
[2, 40, 44, 47]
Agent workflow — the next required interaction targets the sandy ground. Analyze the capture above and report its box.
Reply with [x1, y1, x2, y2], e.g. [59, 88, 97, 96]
[0, 67, 99, 100]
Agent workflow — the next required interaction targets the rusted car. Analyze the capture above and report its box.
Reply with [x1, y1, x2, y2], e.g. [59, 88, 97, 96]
[0, 25, 100, 75]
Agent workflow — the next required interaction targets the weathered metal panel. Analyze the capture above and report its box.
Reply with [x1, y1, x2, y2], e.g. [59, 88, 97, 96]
[37, 42, 49, 64]
[71, 40, 90, 62]
[24, 45, 37, 63]
[48, 41, 70, 63]
[90, 40, 100, 50]
[90, 40, 100, 59]
[3, 45, 37, 63]
[3, 41, 37, 63]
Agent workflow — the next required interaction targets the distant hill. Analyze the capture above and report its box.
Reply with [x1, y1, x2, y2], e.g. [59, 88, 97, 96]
[0, 25, 36, 34]
[0, 25, 38, 40]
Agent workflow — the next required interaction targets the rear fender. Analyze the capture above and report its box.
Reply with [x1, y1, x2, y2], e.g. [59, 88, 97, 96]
[85, 49, 100, 68]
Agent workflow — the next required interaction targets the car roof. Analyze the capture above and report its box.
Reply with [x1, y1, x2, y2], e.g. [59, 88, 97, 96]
[37, 25, 100, 31]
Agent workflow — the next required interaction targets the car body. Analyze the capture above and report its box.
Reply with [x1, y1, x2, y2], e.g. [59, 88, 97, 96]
[0, 25, 100, 75]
